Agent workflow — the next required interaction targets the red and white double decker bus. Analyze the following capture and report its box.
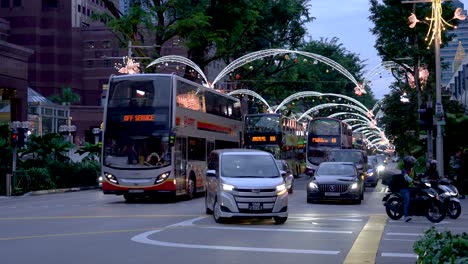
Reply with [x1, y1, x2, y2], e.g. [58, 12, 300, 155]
[100, 74, 242, 202]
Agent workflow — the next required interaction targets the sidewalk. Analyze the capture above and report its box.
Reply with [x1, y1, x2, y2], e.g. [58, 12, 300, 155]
[1, 185, 99, 198]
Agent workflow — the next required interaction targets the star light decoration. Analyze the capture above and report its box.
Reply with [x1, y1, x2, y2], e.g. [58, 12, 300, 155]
[408, 3, 465, 47]
[400, 92, 410, 103]
[407, 65, 429, 89]
[354, 83, 366, 96]
[115, 56, 140, 74]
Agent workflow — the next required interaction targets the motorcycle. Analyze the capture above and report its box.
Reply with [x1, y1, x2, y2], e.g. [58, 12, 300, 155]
[429, 178, 461, 219]
[382, 182, 446, 223]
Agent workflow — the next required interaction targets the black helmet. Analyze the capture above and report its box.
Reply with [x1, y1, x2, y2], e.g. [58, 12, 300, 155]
[403, 156, 416, 169]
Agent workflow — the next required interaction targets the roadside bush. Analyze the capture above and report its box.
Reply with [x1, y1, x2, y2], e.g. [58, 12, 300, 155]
[413, 227, 468, 263]
[71, 160, 100, 187]
[15, 167, 55, 193]
[46, 160, 74, 188]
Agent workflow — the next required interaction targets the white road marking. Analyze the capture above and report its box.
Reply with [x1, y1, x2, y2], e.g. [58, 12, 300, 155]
[381, 253, 417, 258]
[131, 217, 341, 255]
[382, 238, 418, 242]
[201, 226, 353, 234]
[386, 232, 422, 236]
[289, 216, 363, 222]
[132, 229, 340, 255]
[388, 220, 451, 224]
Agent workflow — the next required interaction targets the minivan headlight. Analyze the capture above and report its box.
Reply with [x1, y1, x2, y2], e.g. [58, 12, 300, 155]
[276, 184, 287, 195]
[222, 183, 234, 191]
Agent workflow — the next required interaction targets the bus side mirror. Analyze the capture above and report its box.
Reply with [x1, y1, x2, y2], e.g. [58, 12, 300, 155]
[206, 170, 216, 177]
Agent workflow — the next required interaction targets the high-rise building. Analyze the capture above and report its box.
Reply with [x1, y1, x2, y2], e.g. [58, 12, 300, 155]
[0, 0, 122, 141]
[441, 0, 468, 86]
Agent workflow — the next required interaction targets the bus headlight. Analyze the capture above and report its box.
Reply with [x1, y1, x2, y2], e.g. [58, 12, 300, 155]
[222, 183, 234, 191]
[104, 172, 118, 184]
[155, 172, 170, 184]
[276, 184, 287, 195]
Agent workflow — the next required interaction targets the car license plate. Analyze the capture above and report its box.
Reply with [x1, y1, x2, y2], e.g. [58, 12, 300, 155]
[129, 189, 144, 193]
[325, 192, 340, 197]
[248, 202, 263, 210]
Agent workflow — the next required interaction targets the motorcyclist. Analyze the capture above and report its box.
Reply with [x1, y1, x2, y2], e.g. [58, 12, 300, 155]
[424, 160, 440, 181]
[400, 156, 418, 222]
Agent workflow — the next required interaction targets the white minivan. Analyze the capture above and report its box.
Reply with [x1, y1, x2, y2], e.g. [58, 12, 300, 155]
[205, 149, 288, 224]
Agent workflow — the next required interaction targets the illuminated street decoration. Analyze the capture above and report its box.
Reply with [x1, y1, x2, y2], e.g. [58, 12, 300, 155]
[297, 103, 370, 122]
[211, 49, 363, 95]
[407, 65, 429, 89]
[273, 92, 369, 114]
[227, 89, 271, 110]
[400, 92, 410, 103]
[409, 4, 465, 47]
[115, 56, 140, 74]
[147, 55, 209, 86]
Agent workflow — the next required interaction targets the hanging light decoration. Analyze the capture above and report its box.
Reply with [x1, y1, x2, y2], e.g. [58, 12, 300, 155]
[400, 92, 410, 103]
[115, 56, 140, 74]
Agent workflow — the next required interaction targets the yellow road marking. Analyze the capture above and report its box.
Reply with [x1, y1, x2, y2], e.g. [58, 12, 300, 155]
[343, 214, 387, 264]
[0, 228, 163, 241]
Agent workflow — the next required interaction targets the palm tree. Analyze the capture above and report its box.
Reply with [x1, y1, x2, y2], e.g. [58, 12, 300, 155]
[49, 86, 80, 106]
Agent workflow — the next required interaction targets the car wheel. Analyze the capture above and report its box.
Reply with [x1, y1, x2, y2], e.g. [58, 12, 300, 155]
[273, 216, 287, 224]
[187, 177, 196, 200]
[205, 194, 213, 215]
[213, 200, 225, 223]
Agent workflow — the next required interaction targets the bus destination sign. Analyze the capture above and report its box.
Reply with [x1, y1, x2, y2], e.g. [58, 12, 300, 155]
[311, 137, 337, 144]
[122, 114, 155, 122]
[251, 135, 277, 142]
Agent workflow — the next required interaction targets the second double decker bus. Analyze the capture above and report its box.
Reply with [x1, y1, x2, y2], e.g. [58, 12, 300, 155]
[100, 73, 242, 202]
[305, 117, 353, 174]
[243, 113, 306, 175]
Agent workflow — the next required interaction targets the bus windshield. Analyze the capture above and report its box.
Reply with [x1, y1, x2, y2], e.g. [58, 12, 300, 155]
[245, 115, 281, 133]
[309, 119, 340, 135]
[103, 76, 172, 169]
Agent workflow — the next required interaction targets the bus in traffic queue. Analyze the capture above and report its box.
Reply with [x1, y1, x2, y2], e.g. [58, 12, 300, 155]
[352, 131, 368, 150]
[243, 113, 306, 175]
[100, 73, 243, 202]
[305, 117, 353, 174]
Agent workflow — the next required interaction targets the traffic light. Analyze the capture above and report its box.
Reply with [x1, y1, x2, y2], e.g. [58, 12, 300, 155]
[11, 128, 18, 147]
[17, 127, 25, 148]
[418, 106, 433, 130]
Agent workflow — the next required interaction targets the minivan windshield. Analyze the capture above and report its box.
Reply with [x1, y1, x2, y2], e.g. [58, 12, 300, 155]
[221, 154, 280, 178]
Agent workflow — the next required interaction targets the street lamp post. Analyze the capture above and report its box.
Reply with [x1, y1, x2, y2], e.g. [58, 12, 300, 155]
[403, 0, 465, 177]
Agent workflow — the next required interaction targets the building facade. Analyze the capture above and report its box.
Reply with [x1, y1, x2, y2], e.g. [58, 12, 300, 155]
[0, 17, 33, 124]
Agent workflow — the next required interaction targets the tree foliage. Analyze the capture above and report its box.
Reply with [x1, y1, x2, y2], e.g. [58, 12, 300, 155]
[369, 0, 459, 156]
[48, 87, 81, 105]
[100, 0, 312, 69]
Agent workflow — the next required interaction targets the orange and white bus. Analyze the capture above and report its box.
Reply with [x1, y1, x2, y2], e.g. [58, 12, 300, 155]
[100, 74, 242, 202]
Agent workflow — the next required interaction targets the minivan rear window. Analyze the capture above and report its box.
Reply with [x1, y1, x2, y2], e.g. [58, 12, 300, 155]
[221, 154, 280, 178]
